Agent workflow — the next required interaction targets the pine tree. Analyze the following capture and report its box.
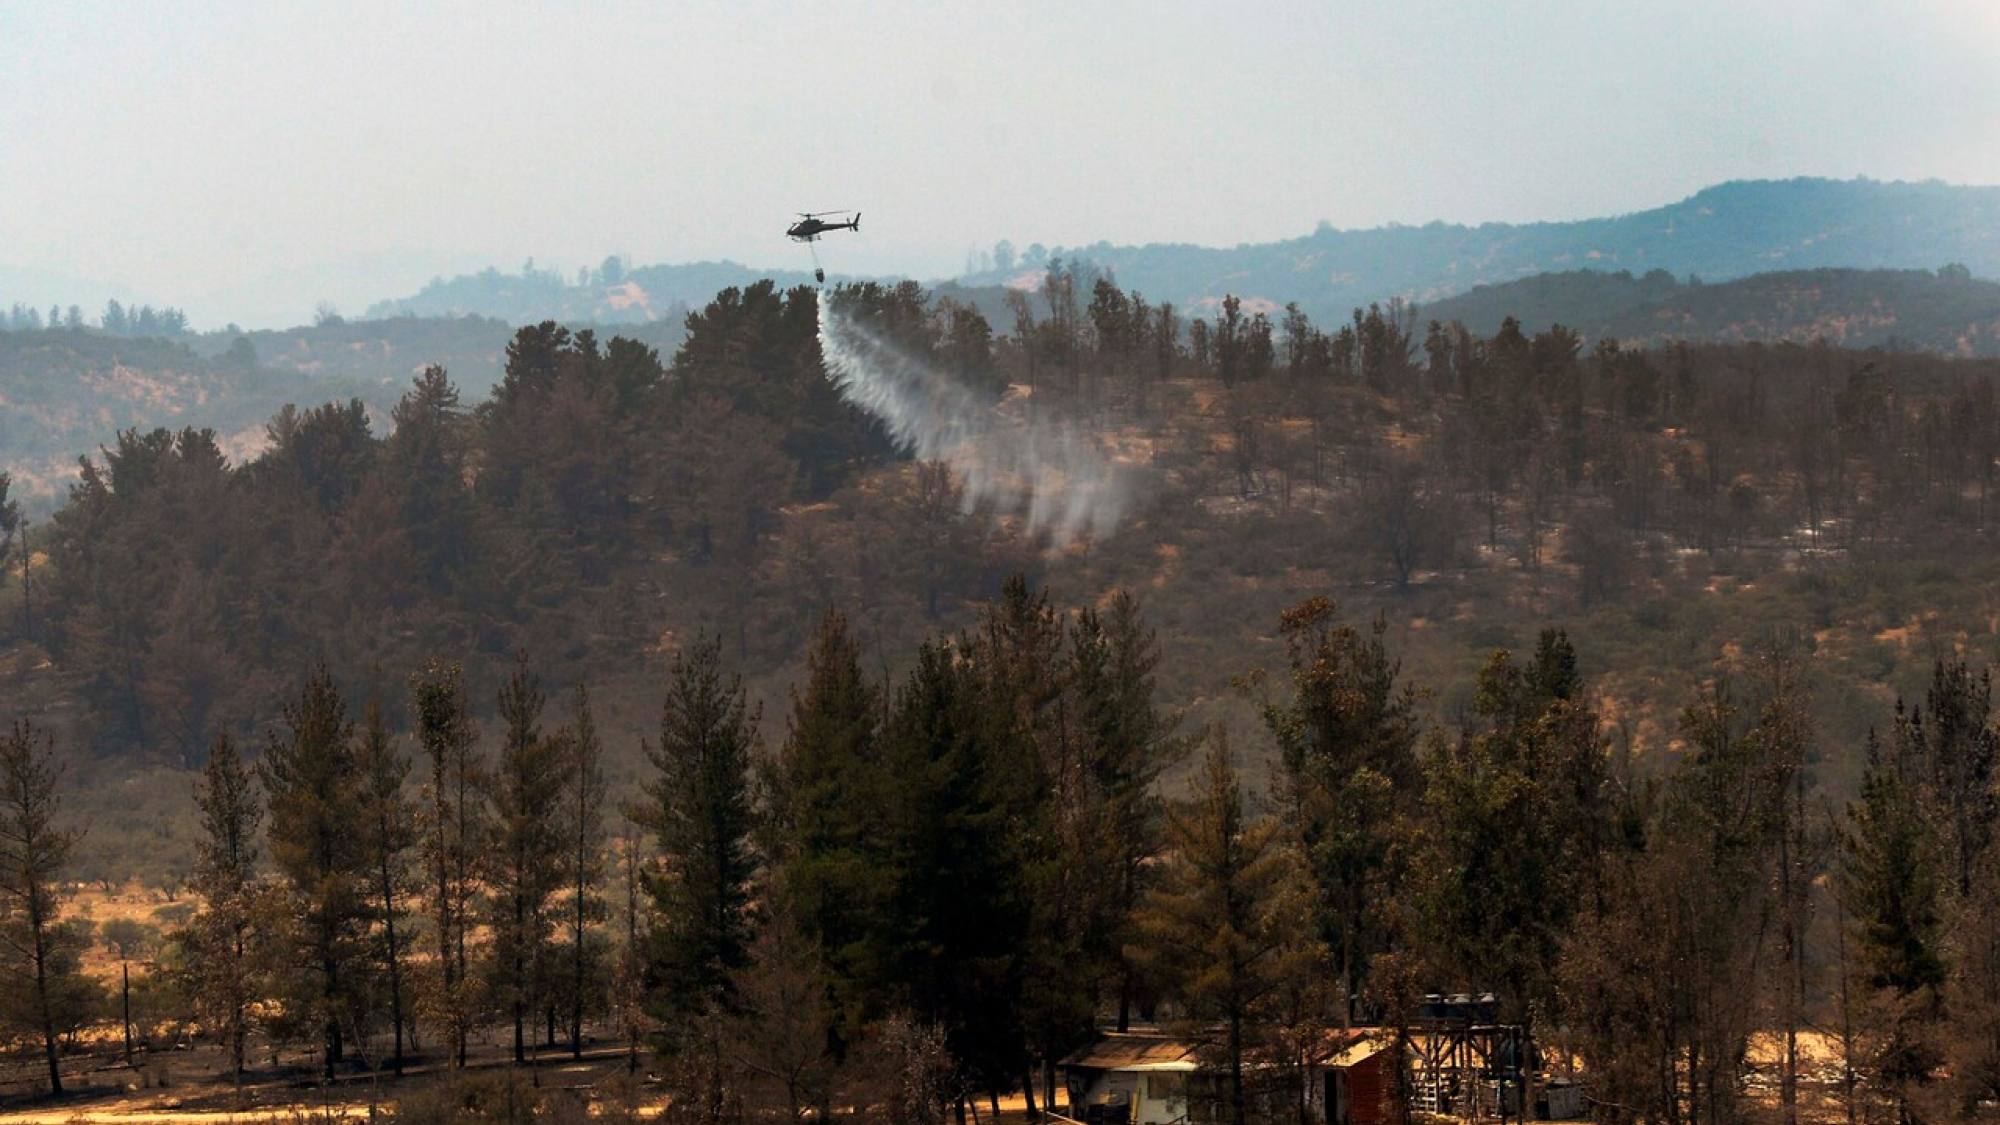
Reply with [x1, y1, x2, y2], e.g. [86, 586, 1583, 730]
[1416, 632, 1609, 1026]
[1947, 843, 2000, 1111]
[1129, 733, 1322, 1125]
[1842, 735, 1947, 1125]
[614, 817, 653, 1074]
[642, 635, 760, 1125]
[1557, 653, 1813, 1125]
[1154, 302, 1179, 383]
[1757, 658, 1820, 1125]
[412, 658, 484, 1068]
[765, 610, 889, 1038]
[0, 721, 85, 1096]
[1890, 660, 1997, 900]
[385, 367, 480, 595]
[882, 639, 1031, 1108]
[563, 682, 608, 1058]
[1653, 677, 1810, 1125]
[260, 667, 369, 1079]
[1216, 295, 1243, 387]
[731, 896, 840, 1124]
[1262, 597, 1419, 1022]
[0, 473, 18, 571]
[486, 652, 568, 1066]
[1067, 591, 1177, 1034]
[965, 582, 1067, 1105]
[643, 634, 760, 1038]
[355, 701, 415, 1075]
[184, 731, 262, 1085]
[1245, 311, 1276, 381]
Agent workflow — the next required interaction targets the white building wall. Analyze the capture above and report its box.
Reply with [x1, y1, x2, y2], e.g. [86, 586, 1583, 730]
[1073, 1070, 1189, 1125]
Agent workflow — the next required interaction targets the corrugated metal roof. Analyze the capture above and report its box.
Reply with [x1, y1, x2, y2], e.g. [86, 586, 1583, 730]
[1327, 1034, 1393, 1069]
[1063, 1028, 1393, 1073]
[1060, 1034, 1200, 1072]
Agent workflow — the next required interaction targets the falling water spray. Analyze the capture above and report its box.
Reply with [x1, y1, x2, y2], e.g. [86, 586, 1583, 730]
[816, 292, 1129, 542]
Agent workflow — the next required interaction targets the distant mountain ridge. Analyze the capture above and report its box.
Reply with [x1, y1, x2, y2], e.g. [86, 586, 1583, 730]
[964, 177, 2000, 326]
[365, 259, 821, 324]
[1424, 266, 2000, 355]
[363, 178, 2000, 330]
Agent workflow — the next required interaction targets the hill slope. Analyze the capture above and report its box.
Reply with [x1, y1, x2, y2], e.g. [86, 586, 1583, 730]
[0, 315, 687, 513]
[1424, 266, 2000, 354]
[0, 331, 378, 512]
[10, 280, 2000, 889]
[365, 260, 816, 323]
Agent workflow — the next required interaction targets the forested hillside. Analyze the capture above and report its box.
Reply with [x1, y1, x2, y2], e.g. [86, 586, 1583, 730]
[5, 274, 2000, 1125]
[5, 265, 2000, 1125]
[6, 270, 2000, 891]
[0, 313, 687, 513]
[0, 329, 384, 513]
[14, 4, 2000, 1118]
[1428, 265, 2000, 353]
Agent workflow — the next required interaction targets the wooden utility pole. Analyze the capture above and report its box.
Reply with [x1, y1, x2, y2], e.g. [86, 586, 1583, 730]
[123, 960, 133, 1064]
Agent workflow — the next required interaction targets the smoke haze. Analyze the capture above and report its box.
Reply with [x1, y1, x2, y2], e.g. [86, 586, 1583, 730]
[6, 3, 1996, 327]
[816, 293, 1129, 542]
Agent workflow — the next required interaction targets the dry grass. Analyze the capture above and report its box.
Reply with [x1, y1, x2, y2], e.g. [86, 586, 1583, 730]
[67, 883, 188, 982]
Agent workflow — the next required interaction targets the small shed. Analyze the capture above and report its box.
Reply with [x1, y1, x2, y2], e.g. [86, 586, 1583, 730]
[1314, 1033, 1399, 1125]
[1059, 1033, 1197, 1125]
[1059, 1029, 1400, 1125]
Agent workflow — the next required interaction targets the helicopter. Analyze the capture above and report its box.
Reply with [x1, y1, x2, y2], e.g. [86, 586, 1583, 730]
[786, 210, 860, 242]
[787, 210, 860, 283]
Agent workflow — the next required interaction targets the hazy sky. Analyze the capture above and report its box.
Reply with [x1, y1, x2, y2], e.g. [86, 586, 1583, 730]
[3, 0, 1997, 328]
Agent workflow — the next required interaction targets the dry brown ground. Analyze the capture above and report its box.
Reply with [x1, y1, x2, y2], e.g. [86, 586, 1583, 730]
[68, 883, 189, 980]
[7, 910, 1872, 1125]
[0, 1053, 1058, 1125]
[0, 1034, 1871, 1125]
[0, 1038, 655, 1124]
